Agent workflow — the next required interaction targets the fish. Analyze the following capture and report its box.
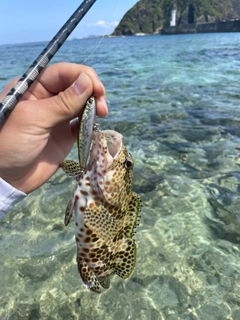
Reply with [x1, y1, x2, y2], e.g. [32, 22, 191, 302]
[60, 99, 141, 293]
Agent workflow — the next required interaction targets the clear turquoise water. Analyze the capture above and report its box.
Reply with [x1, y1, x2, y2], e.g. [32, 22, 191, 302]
[1, 33, 240, 319]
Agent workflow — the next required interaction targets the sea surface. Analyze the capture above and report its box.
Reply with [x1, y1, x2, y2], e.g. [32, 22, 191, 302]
[1, 33, 240, 319]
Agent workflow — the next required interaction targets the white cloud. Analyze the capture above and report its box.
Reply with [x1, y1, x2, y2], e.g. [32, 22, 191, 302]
[111, 21, 119, 27]
[88, 20, 119, 29]
[96, 20, 107, 27]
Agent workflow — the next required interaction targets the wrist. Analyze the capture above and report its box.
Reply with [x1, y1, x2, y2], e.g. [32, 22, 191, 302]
[0, 177, 27, 217]
[0, 171, 30, 194]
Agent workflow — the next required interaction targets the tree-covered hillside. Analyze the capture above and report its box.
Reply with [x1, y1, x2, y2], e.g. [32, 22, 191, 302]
[112, 0, 240, 35]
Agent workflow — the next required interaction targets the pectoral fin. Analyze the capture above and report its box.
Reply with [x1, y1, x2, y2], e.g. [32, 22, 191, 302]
[59, 160, 83, 181]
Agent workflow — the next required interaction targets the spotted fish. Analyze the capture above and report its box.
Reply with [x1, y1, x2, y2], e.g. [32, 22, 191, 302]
[60, 101, 141, 293]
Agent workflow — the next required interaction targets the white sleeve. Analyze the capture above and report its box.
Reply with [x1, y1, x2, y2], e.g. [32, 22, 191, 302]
[0, 177, 27, 220]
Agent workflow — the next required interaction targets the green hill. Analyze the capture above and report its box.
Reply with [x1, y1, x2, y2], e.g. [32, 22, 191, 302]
[112, 0, 240, 35]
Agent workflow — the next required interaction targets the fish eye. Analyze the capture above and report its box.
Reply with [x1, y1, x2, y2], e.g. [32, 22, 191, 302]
[124, 157, 133, 169]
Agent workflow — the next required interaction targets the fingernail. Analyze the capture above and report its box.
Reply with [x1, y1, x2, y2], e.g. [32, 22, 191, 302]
[98, 79, 105, 95]
[73, 73, 90, 95]
[99, 96, 108, 114]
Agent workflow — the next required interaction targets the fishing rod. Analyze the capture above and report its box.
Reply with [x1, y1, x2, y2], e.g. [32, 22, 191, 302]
[0, 0, 97, 124]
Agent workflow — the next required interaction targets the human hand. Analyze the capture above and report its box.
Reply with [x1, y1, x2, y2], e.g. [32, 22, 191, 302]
[0, 62, 108, 194]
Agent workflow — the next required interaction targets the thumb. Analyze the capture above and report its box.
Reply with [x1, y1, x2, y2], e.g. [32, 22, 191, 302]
[40, 72, 93, 127]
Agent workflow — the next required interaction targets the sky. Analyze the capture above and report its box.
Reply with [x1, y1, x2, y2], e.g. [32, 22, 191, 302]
[0, 0, 139, 45]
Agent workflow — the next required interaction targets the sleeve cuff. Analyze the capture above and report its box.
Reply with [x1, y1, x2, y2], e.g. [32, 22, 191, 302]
[0, 177, 27, 220]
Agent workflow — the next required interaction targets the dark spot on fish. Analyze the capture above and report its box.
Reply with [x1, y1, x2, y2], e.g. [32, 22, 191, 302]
[92, 236, 98, 242]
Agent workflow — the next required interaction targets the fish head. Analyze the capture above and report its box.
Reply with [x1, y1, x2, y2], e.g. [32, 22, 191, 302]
[88, 130, 134, 209]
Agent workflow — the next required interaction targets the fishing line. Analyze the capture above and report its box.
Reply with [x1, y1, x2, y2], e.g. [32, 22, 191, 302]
[82, 0, 120, 64]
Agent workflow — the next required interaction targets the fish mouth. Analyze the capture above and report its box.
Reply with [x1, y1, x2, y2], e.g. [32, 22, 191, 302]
[89, 130, 123, 165]
[103, 130, 123, 159]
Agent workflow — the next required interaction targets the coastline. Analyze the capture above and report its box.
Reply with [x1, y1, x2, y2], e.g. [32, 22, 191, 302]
[161, 19, 240, 35]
